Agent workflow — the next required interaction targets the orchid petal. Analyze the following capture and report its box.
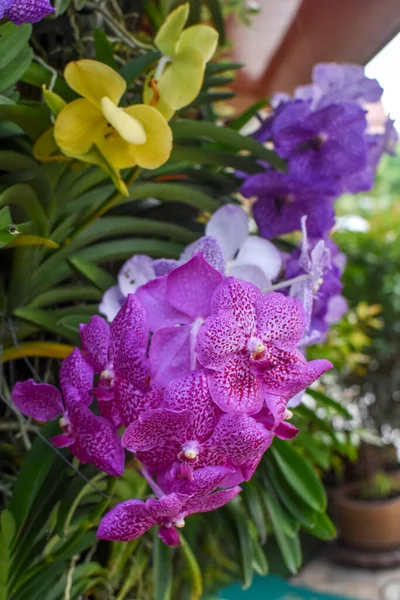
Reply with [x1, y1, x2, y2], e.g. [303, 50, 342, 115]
[11, 380, 63, 422]
[80, 315, 110, 373]
[167, 254, 223, 320]
[184, 487, 241, 516]
[158, 50, 204, 111]
[54, 98, 105, 157]
[118, 255, 155, 297]
[149, 325, 192, 387]
[209, 414, 273, 464]
[5, 0, 54, 24]
[255, 292, 306, 350]
[154, 3, 189, 57]
[211, 278, 260, 336]
[64, 59, 126, 108]
[98, 499, 154, 541]
[195, 311, 245, 370]
[208, 352, 265, 414]
[99, 285, 124, 322]
[234, 236, 282, 282]
[206, 205, 249, 262]
[59, 348, 93, 406]
[177, 25, 218, 63]
[124, 105, 173, 170]
[111, 294, 148, 350]
[136, 276, 189, 331]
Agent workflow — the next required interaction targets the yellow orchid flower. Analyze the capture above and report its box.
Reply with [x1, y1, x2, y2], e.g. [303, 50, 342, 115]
[148, 3, 218, 114]
[53, 60, 173, 195]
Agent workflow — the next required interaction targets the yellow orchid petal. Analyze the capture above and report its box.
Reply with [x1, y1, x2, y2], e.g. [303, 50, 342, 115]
[33, 127, 69, 163]
[100, 97, 147, 145]
[54, 98, 106, 157]
[176, 25, 219, 62]
[96, 133, 138, 170]
[154, 3, 189, 57]
[64, 59, 126, 108]
[158, 49, 204, 110]
[142, 73, 175, 121]
[124, 104, 172, 169]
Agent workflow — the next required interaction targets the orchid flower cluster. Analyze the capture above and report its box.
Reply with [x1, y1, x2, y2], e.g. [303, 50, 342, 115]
[10, 62, 394, 546]
[11, 213, 333, 545]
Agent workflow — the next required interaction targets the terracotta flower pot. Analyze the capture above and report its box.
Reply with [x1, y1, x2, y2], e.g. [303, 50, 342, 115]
[335, 475, 400, 551]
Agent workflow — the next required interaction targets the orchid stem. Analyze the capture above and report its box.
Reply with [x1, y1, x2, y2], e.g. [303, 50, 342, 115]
[61, 166, 141, 248]
[264, 273, 309, 293]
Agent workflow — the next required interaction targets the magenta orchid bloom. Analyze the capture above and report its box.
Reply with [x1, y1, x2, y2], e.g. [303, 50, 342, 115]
[80, 294, 161, 427]
[122, 371, 272, 481]
[195, 278, 332, 417]
[97, 467, 241, 545]
[136, 254, 223, 386]
[11, 349, 124, 476]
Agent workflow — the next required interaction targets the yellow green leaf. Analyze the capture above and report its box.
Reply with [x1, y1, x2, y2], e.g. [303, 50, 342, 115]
[4, 234, 59, 248]
[64, 59, 126, 108]
[154, 3, 189, 57]
[158, 50, 204, 110]
[42, 85, 67, 116]
[177, 24, 218, 62]
[2, 342, 73, 363]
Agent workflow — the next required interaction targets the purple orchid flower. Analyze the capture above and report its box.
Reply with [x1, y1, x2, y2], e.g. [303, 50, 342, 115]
[80, 294, 161, 427]
[195, 278, 332, 417]
[286, 217, 348, 344]
[241, 170, 337, 240]
[99, 206, 282, 321]
[136, 253, 223, 386]
[122, 370, 273, 481]
[97, 466, 241, 545]
[271, 100, 368, 182]
[1, 0, 54, 24]
[11, 349, 124, 476]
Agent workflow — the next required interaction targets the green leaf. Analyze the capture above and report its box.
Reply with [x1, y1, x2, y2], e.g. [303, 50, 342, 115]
[4, 234, 58, 249]
[295, 403, 340, 444]
[271, 438, 327, 512]
[242, 482, 267, 544]
[229, 98, 268, 131]
[204, 0, 225, 44]
[2, 341, 73, 363]
[170, 119, 286, 170]
[0, 23, 32, 71]
[262, 480, 301, 575]
[306, 387, 352, 419]
[0, 509, 16, 595]
[94, 29, 117, 69]
[0, 102, 51, 140]
[0, 206, 12, 229]
[8, 422, 59, 534]
[54, 0, 70, 16]
[153, 531, 173, 600]
[263, 459, 316, 528]
[170, 146, 263, 173]
[227, 502, 254, 590]
[68, 256, 116, 292]
[13, 307, 80, 344]
[180, 535, 203, 600]
[295, 432, 331, 470]
[126, 181, 219, 212]
[20, 62, 76, 102]
[304, 511, 336, 541]
[0, 46, 33, 94]
[119, 50, 160, 85]
[205, 61, 242, 75]
[58, 314, 93, 332]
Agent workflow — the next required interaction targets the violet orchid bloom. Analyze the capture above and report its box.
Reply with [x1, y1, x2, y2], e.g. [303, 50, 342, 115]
[11, 349, 124, 476]
[122, 370, 272, 480]
[195, 278, 332, 418]
[136, 253, 223, 386]
[97, 467, 241, 545]
[241, 170, 337, 240]
[80, 294, 162, 427]
[287, 217, 348, 344]
[312, 63, 383, 108]
[1, 0, 54, 24]
[271, 100, 368, 182]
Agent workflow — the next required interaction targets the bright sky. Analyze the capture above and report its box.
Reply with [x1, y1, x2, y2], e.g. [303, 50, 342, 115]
[365, 32, 400, 130]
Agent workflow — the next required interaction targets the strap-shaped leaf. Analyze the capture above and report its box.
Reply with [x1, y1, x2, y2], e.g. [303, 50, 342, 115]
[271, 438, 327, 512]
[13, 307, 80, 344]
[153, 531, 173, 600]
[0, 23, 32, 71]
[68, 256, 116, 292]
[2, 342, 73, 363]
